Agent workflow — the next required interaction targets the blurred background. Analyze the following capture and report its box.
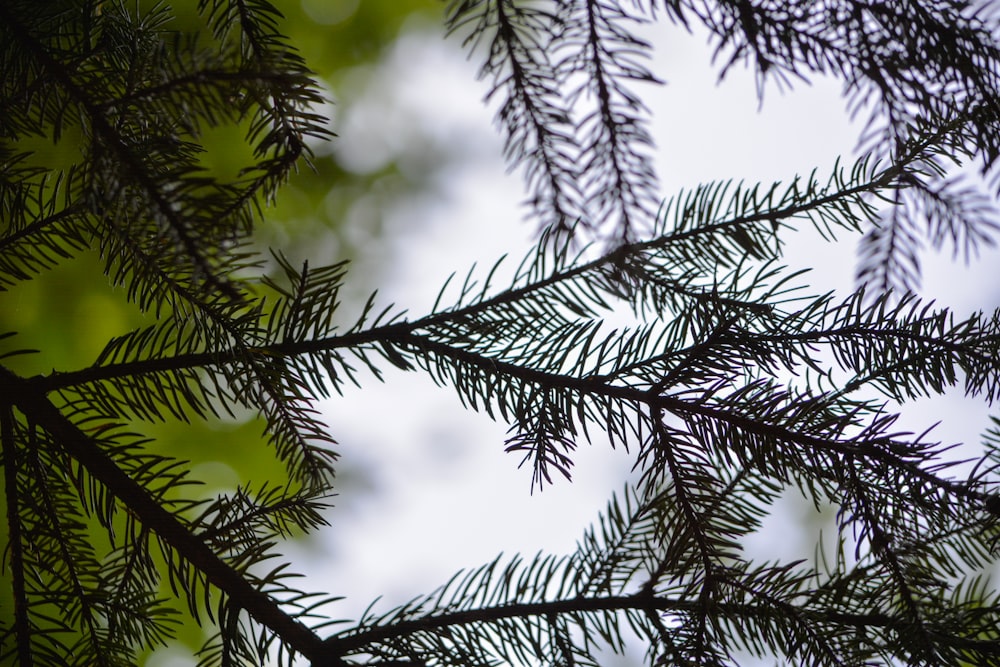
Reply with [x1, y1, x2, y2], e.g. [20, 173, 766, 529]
[3, 1, 998, 664]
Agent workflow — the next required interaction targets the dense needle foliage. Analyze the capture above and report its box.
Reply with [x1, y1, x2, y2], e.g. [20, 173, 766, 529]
[2, 0, 1000, 665]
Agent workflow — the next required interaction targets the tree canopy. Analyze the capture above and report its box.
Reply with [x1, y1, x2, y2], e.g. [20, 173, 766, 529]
[2, 1, 1000, 665]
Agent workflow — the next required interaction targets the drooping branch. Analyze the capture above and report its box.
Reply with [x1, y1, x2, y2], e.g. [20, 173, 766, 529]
[447, 0, 586, 236]
[402, 333, 993, 503]
[561, 0, 660, 242]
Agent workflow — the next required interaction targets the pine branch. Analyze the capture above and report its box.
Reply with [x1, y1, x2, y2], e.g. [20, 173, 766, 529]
[5, 2, 1000, 664]
[325, 588, 1000, 658]
[446, 0, 586, 236]
[25, 153, 904, 388]
[319, 477, 1000, 663]
[0, 184, 90, 290]
[0, 366, 332, 665]
[561, 0, 660, 242]
[0, 3, 244, 300]
[0, 407, 31, 665]
[676, 0, 1000, 293]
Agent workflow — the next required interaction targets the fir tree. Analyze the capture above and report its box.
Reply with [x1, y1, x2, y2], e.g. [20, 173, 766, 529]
[2, 0, 1000, 665]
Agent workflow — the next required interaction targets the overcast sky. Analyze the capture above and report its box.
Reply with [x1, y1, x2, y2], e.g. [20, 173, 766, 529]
[311, 13, 864, 597]
[149, 11, 1000, 667]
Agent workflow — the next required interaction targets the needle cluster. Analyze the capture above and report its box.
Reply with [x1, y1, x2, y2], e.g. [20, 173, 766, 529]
[2, 1, 1000, 666]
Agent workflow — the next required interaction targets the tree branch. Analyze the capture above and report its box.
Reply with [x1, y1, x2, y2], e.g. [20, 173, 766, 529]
[1, 405, 32, 665]
[323, 587, 1000, 656]
[0, 366, 333, 665]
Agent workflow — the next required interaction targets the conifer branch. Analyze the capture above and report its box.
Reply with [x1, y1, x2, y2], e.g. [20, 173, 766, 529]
[562, 0, 659, 241]
[0, 407, 31, 665]
[447, 0, 585, 236]
[324, 588, 1000, 656]
[25, 154, 909, 395]
[0, 3, 240, 300]
[5, 1, 1000, 664]
[0, 367, 331, 665]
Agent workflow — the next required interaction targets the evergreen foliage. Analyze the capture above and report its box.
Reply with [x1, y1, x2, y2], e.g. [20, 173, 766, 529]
[2, 0, 1000, 665]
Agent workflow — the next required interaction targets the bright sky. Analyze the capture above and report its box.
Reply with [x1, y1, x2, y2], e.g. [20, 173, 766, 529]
[308, 13, 863, 653]
[308, 14, 1000, 663]
[149, 11, 1000, 667]
[310, 15, 866, 599]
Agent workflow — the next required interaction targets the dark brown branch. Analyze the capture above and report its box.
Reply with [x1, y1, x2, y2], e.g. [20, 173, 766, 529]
[322, 587, 999, 656]
[0, 203, 87, 256]
[94, 69, 310, 110]
[397, 333, 983, 502]
[0, 3, 239, 301]
[0, 366, 332, 664]
[1, 405, 33, 666]
[26, 155, 911, 396]
[24, 421, 105, 654]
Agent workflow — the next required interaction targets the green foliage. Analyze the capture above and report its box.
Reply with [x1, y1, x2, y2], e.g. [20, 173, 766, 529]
[2, 1, 1000, 666]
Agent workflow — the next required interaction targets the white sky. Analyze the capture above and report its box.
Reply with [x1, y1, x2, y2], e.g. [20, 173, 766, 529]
[316, 18, 861, 575]
[150, 10, 1000, 667]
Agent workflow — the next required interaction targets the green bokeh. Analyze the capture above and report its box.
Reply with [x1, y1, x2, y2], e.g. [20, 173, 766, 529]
[0, 0, 443, 660]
